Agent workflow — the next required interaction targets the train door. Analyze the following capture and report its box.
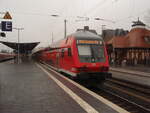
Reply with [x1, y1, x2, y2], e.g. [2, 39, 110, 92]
[65, 48, 73, 70]
[56, 50, 60, 71]
[59, 48, 65, 71]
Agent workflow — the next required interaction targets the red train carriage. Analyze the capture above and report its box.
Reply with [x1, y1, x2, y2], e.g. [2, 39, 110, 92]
[32, 47, 51, 62]
[34, 28, 111, 80]
[0, 53, 15, 60]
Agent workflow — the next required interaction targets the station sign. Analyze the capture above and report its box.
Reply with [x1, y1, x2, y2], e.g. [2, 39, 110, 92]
[1, 21, 12, 32]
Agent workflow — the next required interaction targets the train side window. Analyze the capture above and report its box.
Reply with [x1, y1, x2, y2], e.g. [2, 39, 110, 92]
[61, 49, 64, 57]
[68, 48, 72, 56]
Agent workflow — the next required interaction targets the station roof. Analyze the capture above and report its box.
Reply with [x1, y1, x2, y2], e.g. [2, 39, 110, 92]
[0, 41, 40, 53]
[107, 28, 150, 49]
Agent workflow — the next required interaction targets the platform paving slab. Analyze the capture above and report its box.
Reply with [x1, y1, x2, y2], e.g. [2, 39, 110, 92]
[0, 61, 86, 113]
[0, 61, 129, 113]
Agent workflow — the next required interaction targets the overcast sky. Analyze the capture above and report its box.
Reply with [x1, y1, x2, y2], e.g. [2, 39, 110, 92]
[0, 0, 150, 51]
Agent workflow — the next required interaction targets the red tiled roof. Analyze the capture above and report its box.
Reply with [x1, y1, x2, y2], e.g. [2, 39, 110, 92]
[107, 28, 150, 48]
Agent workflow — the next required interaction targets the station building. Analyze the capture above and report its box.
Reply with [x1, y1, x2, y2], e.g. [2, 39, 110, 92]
[105, 20, 150, 66]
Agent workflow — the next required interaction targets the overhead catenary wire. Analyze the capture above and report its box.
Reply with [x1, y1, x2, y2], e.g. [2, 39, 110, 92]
[116, 8, 150, 24]
[80, 0, 120, 27]
[83, 0, 109, 16]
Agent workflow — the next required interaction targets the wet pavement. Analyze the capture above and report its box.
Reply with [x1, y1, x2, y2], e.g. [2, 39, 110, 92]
[0, 61, 86, 113]
[0, 61, 130, 113]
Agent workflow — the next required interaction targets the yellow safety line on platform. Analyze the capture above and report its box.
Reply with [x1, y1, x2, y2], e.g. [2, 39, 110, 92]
[38, 62, 130, 113]
[36, 63, 99, 113]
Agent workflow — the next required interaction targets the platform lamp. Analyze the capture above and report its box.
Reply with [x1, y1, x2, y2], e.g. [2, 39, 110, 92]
[94, 17, 115, 23]
[13, 27, 24, 64]
[0, 32, 6, 37]
[51, 15, 67, 39]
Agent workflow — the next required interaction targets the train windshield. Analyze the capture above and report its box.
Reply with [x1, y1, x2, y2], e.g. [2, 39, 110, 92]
[77, 40, 105, 63]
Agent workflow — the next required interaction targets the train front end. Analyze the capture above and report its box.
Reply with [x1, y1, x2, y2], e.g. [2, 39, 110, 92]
[72, 31, 111, 80]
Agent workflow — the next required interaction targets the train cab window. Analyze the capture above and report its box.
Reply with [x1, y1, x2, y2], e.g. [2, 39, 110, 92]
[77, 44, 105, 63]
[61, 49, 64, 57]
[78, 45, 91, 56]
[68, 48, 72, 56]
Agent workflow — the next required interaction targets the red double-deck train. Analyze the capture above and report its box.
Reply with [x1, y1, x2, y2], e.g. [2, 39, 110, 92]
[33, 27, 111, 80]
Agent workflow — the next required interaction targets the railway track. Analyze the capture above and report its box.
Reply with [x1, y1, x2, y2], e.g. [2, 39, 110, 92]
[105, 78, 150, 95]
[76, 78, 150, 113]
[97, 79, 150, 113]
[92, 87, 149, 113]
[40, 62, 150, 113]
[76, 79, 150, 113]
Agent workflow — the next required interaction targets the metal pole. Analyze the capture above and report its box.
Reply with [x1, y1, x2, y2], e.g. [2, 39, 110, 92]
[52, 32, 53, 43]
[64, 19, 67, 38]
[51, 15, 67, 39]
[18, 29, 20, 64]
[13, 27, 24, 64]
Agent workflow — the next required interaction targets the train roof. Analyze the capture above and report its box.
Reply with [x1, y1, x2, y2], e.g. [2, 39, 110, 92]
[69, 31, 103, 40]
[46, 30, 103, 50]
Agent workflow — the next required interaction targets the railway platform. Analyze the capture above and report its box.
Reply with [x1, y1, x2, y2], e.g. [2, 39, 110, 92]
[110, 65, 150, 73]
[0, 60, 129, 113]
[110, 65, 150, 86]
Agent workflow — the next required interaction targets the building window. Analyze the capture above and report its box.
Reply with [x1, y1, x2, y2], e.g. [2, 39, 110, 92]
[144, 36, 150, 44]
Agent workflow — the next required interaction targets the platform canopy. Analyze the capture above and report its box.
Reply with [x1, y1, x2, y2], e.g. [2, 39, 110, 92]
[0, 41, 40, 54]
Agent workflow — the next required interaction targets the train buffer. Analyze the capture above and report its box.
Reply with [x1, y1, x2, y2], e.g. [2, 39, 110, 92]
[0, 61, 129, 113]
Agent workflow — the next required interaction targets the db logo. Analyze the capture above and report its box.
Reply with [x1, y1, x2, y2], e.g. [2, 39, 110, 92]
[92, 63, 96, 66]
